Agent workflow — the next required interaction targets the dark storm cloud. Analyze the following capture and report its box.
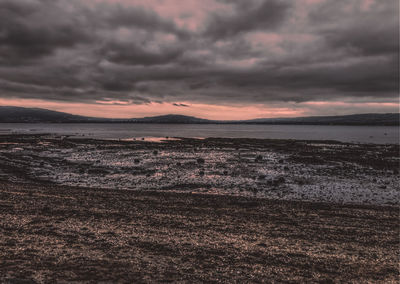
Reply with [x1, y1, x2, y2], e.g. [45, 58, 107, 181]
[100, 41, 183, 66]
[0, 0, 92, 64]
[204, 0, 291, 39]
[98, 4, 188, 38]
[0, 0, 398, 108]
[309, 1, 399, 57]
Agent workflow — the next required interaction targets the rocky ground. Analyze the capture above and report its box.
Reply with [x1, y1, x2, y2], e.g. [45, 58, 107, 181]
[0, 134, 398, 205]
[0, 134, 398, 283]
[0, 181, 398, 283]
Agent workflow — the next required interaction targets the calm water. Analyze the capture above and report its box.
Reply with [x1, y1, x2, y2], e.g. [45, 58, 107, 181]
[0, 123, 398, 144]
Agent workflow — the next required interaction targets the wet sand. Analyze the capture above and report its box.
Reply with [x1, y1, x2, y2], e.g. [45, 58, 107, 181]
[0, 181, 398, 283]
[0, 134, 398, 205]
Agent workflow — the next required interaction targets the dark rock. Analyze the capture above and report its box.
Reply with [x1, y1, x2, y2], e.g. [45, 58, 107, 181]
[197, 158, 205, 164]
[268, 177, 286, 186]
[42, 205, 51, 213]
[3, 278, 35, 284]
[87, 168, 109, 175]
[277, 177, 285, 184]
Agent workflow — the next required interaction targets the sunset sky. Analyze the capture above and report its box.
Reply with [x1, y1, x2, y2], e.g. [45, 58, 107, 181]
[0, 0, 398, 119]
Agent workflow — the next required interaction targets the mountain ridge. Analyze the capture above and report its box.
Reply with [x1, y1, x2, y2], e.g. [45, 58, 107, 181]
[0, 106, 398, 125]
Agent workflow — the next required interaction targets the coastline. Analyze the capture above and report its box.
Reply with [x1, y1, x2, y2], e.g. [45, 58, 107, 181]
[0, 134, 398, 206]
[0, 134, 398, 282]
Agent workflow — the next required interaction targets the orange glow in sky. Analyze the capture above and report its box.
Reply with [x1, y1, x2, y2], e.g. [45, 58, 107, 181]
[0, 98, 397, 120]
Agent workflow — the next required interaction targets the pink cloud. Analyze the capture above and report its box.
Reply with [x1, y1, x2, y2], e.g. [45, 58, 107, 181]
[0, 98, 305, 120]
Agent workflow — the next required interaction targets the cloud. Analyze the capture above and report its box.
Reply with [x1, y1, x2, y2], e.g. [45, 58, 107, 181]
[0, 0, 92, 64]
[0, 0, 397, 115]
[173, 103, 189, 107]
[203, 0, 291, 39]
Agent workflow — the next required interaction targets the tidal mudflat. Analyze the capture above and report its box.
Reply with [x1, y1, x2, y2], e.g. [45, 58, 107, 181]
[0, 134, 398, 282]
[0, 134, 398, 205]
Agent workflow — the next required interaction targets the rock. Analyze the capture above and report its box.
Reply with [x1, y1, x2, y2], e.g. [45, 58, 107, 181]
[255, 155, 263, 162]
[268, 177, 286, 186]
[153, 150, 158, 155]
[277, 177, 285, 183]
[197, 158, 205, 164]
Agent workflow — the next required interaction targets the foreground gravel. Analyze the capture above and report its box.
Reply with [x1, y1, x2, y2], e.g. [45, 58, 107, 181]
[0, 181, 398, 283]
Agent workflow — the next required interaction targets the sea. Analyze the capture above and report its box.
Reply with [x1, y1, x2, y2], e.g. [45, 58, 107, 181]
[0, 123, 398, 144]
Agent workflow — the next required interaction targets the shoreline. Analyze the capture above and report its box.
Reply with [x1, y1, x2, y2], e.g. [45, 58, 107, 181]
[0, 122, 398, 144]
[0, 134, 398, 206]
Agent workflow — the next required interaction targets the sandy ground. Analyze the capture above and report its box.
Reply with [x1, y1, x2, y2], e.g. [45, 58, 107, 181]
[0, 181, 398, 283]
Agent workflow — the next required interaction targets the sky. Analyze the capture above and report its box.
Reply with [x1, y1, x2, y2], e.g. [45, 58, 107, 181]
[0, 0, 398, 119]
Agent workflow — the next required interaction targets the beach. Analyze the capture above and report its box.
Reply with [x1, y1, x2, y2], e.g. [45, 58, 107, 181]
[0, 134, 398, 205]
[1, 181, 398, 283]
[0, 134, 399, 282]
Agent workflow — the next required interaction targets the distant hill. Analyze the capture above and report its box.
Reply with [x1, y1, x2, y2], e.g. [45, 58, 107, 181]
[245, 113, 400, 126]
[129, 114, 212, 124]
[0, 107, 212, 124]
[0, 106, 97, 123]
[0, 106, 398, 125]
